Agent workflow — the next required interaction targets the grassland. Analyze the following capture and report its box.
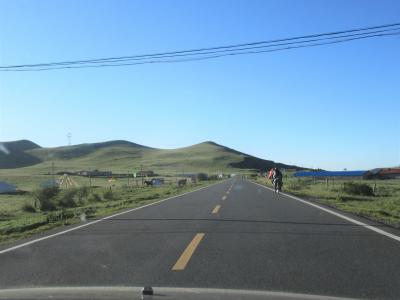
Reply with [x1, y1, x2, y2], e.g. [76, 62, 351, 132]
[0, 179, 221, 245]
[255, 176, 400, 228]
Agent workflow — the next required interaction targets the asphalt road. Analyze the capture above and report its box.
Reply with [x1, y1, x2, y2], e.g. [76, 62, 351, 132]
[1, 179, 400, 299]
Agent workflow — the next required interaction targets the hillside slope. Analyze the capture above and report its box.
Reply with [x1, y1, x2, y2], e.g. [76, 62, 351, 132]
[0, 140, 42, 168]
[0, 140, 301, 173]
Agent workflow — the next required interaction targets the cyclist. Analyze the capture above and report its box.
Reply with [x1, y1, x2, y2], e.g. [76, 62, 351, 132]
[272, 167, 283, 193]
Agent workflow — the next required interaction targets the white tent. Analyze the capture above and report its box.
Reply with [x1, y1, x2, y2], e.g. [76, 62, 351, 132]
[0, 182, 17, 193]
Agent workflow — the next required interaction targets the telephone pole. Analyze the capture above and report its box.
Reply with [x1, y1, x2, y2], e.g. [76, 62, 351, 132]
[141, 164, 144, 186]
[51, 161, 55, 187]
[67, 132, 72, 146]
[89, 168, 92, 189]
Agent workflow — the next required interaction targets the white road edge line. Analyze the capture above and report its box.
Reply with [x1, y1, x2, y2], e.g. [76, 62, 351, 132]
[0, 181, 226, 255]
[250, 180, 400, 243]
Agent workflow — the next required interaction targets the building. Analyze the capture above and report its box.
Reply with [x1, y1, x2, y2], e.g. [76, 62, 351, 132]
[151, 178, 165, 186]
[364, 168, 400, 180]
[77, 170, 113, 177]
[137, 170, 155, 177]
[294, 168, 400, 180]
[293, 170, 366, 179]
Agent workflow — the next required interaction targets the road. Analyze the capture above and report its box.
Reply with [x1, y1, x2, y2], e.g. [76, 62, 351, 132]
[1, 179, 400, 299]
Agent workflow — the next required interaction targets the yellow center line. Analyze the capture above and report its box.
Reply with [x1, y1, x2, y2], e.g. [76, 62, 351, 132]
[222, 195, 227, 200]
[212, 204, 221, 214]
[172, 233, 205, 271]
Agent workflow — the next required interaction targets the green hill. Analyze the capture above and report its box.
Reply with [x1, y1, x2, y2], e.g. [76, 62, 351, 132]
[0, 140, 42, 169]
[0, 139, 301, 174]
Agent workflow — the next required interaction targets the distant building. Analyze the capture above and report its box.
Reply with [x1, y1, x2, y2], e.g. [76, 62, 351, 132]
[178, 173, 197, 182]
[364, 168, 400, 180]
[0, 182, 16, 194]
[293, 170, 366, 178]
[137, 170, 155, 177]
[294, 168, 400, 180]
[77, 170, 112, 177]
[151, 178, 165, 186]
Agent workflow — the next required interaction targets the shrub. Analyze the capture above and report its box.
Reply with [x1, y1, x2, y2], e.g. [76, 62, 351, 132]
[46, 210, 75, 223]
[208, 175, 218, 180]
[39, 198, 57, 211]
[197, 173, 208, 181]
[377, 186, 391, 197]
[22, 203, 36, 213]
[343, 182, 374, 196]
[88, 193, 102, 203]
[84, 207, 97, 217]
[57, 189, 77, 208]
[33, 187, 59, 211]
[336, 195, 345, 202]
[103, 189, 114, 201]
[76, 186, 89, 201]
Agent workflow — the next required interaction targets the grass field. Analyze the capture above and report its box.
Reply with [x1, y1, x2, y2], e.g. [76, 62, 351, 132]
[0, 172, 194, 192]
[255, 176, 400, 228]
[0, 179, 221, 245]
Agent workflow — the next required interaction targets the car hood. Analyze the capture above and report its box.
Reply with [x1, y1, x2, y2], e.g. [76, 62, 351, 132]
[0, 287, 360, 300]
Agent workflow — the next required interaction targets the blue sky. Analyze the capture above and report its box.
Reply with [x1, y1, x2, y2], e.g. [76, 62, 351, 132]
[0, 0, 399, 170]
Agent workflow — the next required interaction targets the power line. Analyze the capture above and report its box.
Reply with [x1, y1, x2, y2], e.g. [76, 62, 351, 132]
[2, 21, 400, 68]
[46, 27, 400, 65]
[4, 31, 400, 71]
[17, 27, 399, 67]
[10, 31, 398, 72]
[1, 22, 399, 71]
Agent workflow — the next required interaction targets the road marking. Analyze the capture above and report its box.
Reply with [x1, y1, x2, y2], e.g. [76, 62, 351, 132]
[212, 205, 221, 214]
[250, 181, 400, 243]
[226, 190, 230, 195]
[0, 181, 226, 255]
[222, 195, 227, 200]
[172, 233, 205, 271]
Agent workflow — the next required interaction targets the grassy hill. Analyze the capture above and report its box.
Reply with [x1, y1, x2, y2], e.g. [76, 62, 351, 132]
[0, 139, 301, 174]
[0, 140, 42, 169]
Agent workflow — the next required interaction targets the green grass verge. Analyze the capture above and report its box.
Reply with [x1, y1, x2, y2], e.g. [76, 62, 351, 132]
[0, 180, 220, 245]
[254, 177, 400, 228]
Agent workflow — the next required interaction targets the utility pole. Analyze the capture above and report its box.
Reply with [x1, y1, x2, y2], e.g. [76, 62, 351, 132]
[67, 132, 72, 146]
[141, 164, 144, 186]
[51, 161, 55, 187]
[88, 167, 92, 189]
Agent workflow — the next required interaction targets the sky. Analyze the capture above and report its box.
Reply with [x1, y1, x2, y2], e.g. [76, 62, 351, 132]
[0, 0, 399, 170]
